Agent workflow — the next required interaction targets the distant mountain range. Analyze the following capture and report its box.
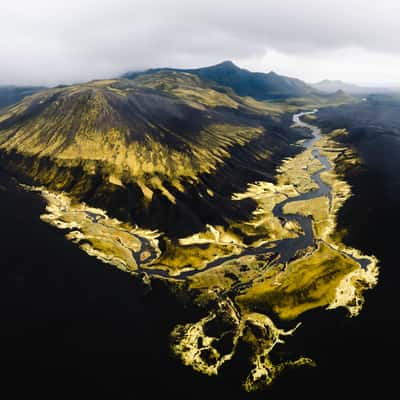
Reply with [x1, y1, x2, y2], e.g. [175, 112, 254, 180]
[0, 86, 46, 110]
[3, 63, 397, 113]
[123, 60, 316, 100]
[311, 79, 396, 95]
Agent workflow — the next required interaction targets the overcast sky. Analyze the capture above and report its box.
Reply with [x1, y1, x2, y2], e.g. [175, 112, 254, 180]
[1, 0, 399, 86]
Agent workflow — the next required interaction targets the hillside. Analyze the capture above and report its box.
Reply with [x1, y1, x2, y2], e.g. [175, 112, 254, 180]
[0, 72, 306, 237]
[123, 61, 316, 100]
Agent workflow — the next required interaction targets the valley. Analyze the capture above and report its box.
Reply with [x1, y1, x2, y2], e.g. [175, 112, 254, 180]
[18, 108, 378, 390]
[1, 0, 398, 396]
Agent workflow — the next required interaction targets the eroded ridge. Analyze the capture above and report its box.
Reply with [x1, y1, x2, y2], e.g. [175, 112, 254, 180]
[24, 110, 379, 391]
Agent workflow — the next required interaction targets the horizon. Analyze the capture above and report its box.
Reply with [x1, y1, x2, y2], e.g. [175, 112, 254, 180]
[1, 0, 400, 87]
[1, 59, 399, 90]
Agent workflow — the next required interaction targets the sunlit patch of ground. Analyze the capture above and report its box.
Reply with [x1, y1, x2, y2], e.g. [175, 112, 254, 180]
[231, 181, 302, 244]
[25, 187, 161, 273]
[171, 297, 314, 390]
[277, 148, 324, 193]
[147, 239, 242, 276]
[236, 242, 359, 320]
[284, 196, 330, 238]
[188, 253, 279, 293]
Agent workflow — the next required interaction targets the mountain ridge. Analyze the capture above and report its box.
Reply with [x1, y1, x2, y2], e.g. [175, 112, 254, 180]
[123, 60, 316, 100]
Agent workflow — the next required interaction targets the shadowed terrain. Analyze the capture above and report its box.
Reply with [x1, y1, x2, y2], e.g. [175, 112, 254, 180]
[0, 71, 308, 237]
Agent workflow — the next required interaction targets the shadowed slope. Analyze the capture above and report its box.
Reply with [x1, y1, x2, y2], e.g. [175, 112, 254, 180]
[0, 72, 304, 236]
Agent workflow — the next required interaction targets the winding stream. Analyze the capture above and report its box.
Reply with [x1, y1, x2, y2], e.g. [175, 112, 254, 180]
[134, 110, 329, 278]
[48, 110, 369, 280]
[137, 110, 371, 278]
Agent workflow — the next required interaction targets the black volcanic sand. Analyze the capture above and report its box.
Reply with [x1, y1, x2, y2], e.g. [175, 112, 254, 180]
[1, 114, 398, 400]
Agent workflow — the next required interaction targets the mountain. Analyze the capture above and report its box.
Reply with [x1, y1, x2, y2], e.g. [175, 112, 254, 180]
[0, 71, 305, 237]
[123, 61, 316, 100]
[0, 85, 46, 110]
[312, 79, 394, 95]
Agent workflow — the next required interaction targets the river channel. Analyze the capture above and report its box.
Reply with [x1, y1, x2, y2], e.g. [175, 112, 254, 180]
[137, 110, 371, 279]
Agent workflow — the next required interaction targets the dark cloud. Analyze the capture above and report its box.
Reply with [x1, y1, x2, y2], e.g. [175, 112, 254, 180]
[1, 0, 399, 85]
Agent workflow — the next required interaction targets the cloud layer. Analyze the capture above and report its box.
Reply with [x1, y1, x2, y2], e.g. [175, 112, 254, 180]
[1, 0, 399, 85]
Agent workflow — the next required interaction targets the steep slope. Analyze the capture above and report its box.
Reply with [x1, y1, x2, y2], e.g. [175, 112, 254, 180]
[0, 85, 45, 109]
[123, 61, 315, 100]
[0, 72, 305, 237]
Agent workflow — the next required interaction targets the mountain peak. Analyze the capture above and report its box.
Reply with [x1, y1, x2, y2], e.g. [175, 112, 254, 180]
[213, 60, 239, 69]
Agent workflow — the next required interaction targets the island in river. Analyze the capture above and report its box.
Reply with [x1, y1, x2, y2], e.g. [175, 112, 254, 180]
[21, 110, 378, 391]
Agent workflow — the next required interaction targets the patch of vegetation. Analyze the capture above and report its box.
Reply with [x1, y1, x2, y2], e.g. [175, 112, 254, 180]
[236, 242, 359, 320]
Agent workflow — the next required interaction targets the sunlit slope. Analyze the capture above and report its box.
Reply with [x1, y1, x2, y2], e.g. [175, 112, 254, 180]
[0, 72, 304, 236]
